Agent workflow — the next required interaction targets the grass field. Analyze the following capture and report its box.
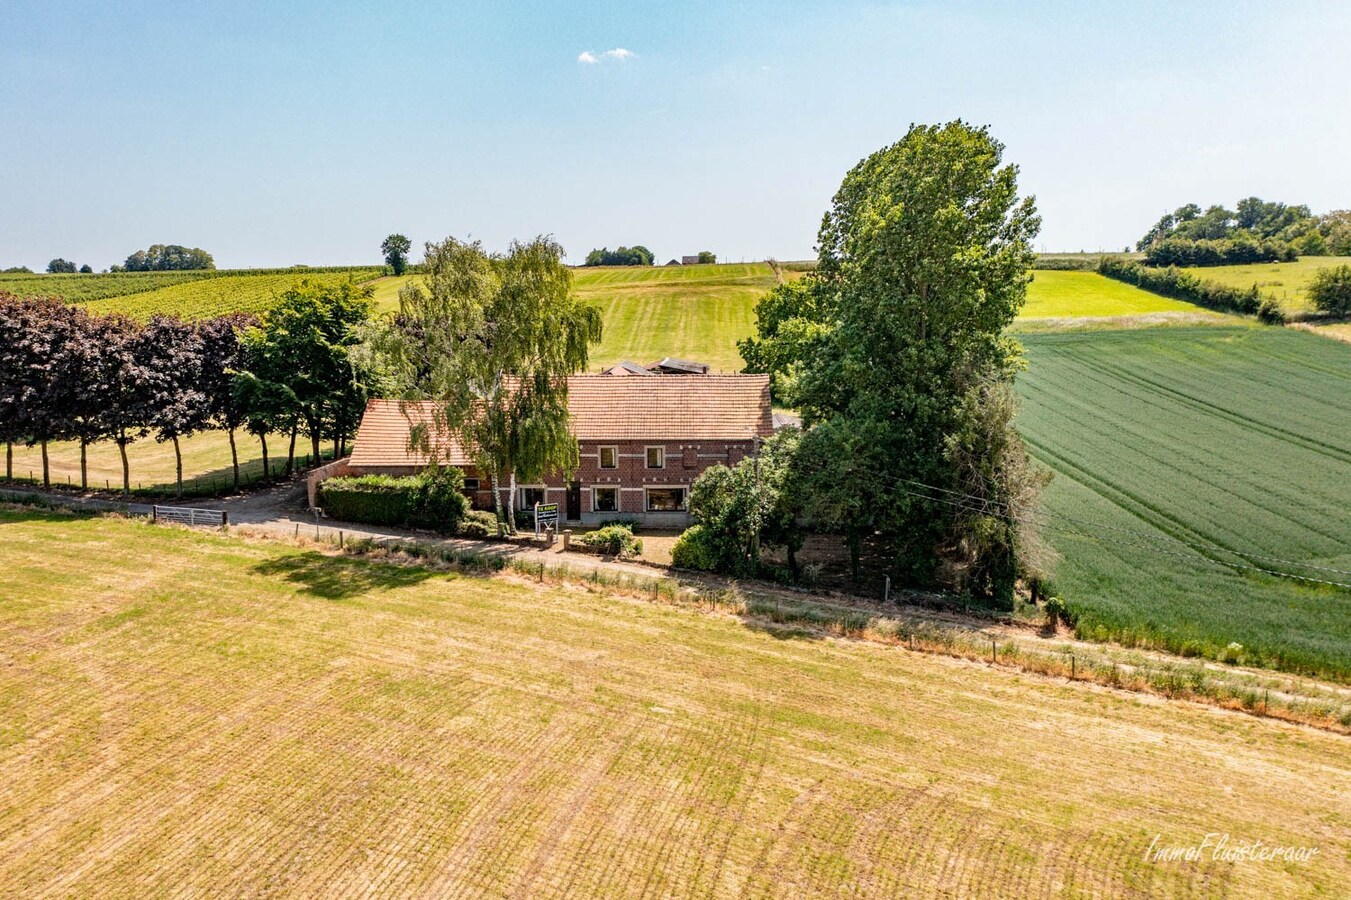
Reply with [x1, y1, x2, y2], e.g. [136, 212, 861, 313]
[1, 510, 1346, 896]
[1181, 256, 1351, 314]
[5, 431, 311, 496]
[1016, 326, 1351, 680]
[1021, 270, 1215, 319]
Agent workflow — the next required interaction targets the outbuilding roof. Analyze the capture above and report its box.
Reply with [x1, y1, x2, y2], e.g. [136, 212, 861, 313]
[348, 374, 773, 469]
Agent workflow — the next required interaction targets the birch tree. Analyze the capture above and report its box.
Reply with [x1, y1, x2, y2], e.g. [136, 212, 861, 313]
[379, 236, 602, 531]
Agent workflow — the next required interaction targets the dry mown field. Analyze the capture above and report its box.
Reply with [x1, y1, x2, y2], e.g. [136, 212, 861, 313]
[1, 510, 1347, 897]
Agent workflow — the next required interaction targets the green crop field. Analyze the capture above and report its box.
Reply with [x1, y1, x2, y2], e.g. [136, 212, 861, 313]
[1, 511, 1345, 896]
[1016, 326, 1351, 680]
[77, 269, 383, 320]
[0, 270, 217, 302]
[5, 430, 310, 496]
[0, 267, 384, 313]
[369, 263, 783, 372]
[1020, 270, 1215, 320]
[1181, 256, 1351, 314]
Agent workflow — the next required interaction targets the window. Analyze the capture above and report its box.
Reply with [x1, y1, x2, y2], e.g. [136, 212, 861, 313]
[520, 487, 547, 509]
[599, 446, 618, 469]
[646, 446, 665, 469]
[463, 477, 480, 491]
[645, 487, 686, 512]
[593, 486, 618, 513]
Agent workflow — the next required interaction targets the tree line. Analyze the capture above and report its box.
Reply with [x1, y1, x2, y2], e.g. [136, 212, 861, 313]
[1137, 198, 1349, 266]
[0, 280, 377, 495]
[584, 245, 654, 266]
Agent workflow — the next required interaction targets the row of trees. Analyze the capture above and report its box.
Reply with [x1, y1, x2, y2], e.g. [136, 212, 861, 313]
[585, 245, 654, 266]
[1142, 236, 1296, 268]
[0, 281, 377, 495]
[1136, 198, 1349, 264]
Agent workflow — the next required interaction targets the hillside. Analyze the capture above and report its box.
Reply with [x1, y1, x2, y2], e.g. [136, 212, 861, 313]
[1181, 256, 1351, 314]
[1, 509, 1345, 896]
[1016, 326, 1351, 679]
[0, 267, 382, 319]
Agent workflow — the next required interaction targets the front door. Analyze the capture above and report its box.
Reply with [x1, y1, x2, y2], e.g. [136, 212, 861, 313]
[566, 481, 582, 521]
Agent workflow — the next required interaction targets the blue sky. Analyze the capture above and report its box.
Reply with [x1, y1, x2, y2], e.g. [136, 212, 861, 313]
[3, 0, 1349, 269]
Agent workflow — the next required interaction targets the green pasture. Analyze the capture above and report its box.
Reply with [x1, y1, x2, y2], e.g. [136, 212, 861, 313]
[1016, 326, 1351, 680]
[1181, 256, 1351, 313]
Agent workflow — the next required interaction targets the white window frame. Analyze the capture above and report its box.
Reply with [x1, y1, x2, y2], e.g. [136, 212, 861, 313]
[644, 486, 687, 512]
[645, 445, 666, 469]
[598, 445, 619, 469]
[517, 484, 548, 510]
[592, 485, 620, 513]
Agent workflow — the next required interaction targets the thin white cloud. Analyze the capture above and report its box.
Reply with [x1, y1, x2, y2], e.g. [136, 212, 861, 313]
[577, 48, 635, 65]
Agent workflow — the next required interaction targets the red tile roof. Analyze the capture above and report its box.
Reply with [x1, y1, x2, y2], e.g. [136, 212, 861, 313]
[349, 375, 772, 469]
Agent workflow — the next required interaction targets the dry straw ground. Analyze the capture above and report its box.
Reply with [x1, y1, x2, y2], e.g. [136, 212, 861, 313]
[1, 511, 1347, 897]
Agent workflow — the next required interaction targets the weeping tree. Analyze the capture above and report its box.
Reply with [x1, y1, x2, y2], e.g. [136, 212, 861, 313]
[377, 236, 602, 532]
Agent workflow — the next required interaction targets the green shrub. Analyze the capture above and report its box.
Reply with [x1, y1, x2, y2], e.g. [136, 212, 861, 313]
[456, 509, 499, 539]
[320, 468, 468, 532]
[1308, 264, 1351, 316]
[596, 518, 638, 532]
[575, 524, 642, 557]
[670, 524, 721, 571]
[407, 467, 470, 532]
[1257, 296, 1286, 324]
[320, 474, 422, 526]
[1043, 596, 1066, 629]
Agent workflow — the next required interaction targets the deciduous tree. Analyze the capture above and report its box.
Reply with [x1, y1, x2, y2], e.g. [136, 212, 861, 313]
[381, 234, 412, 276]
[750, 121, 1047, 605]
[379, 236, 603, 530]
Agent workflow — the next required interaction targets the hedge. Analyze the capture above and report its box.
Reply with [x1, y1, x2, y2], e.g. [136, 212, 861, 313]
[319, 468, 469, 532]
[1097, 258, 1284, 323]
[1142, 237, 1295, 268]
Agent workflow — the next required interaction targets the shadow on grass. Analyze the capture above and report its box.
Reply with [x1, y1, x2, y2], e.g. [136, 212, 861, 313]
[253, 550, 442, 600]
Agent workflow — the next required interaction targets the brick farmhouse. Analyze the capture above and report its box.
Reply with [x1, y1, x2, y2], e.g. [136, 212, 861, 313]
[339, 374, 773, 526]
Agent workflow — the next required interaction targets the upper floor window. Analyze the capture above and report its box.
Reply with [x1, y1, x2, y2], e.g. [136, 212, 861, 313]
[646, 446, 665, 469]
[599, 446, 618, 469]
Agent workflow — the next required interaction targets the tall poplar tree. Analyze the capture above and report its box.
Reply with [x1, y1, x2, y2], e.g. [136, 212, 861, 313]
[743, 122, 1049, 604]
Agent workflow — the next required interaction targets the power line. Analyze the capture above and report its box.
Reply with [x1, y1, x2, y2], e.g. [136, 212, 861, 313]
[802, 462, 1351, 590]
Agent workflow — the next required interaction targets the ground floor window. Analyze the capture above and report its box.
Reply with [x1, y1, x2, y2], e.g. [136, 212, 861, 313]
[519, 486, 547, 509]
[645, 487, 686, 512]
[463, 477, 480, 491]
[593, 486, 618, 512]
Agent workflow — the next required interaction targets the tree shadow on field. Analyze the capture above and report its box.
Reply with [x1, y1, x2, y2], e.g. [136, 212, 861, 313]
[252, 550, 441, 600]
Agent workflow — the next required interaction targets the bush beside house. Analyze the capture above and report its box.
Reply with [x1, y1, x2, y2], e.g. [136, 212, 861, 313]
[319, 467, 469, 532]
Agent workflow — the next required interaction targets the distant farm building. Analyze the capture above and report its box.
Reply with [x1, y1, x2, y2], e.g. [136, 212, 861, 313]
[681, 255, 699, 265]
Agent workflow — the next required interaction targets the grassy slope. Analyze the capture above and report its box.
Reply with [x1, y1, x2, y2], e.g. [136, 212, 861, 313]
[1022, 270, 1215, 318]
[6, 431, 305, 495]
[1016, 326, 1351, 679]
[1, 511, 1346, 896]
[1181, 256, 1351, 313]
